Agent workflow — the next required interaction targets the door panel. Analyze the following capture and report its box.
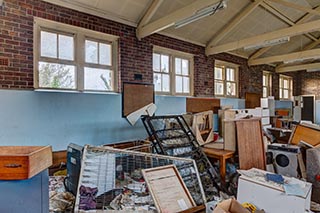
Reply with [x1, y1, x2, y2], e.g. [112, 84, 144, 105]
[302, 96, 314, 123]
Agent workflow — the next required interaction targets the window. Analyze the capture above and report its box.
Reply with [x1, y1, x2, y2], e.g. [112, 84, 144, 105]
[153, 47, 193, 95]
[279, 75, 293, 99]
[214, 61, 238, 97]
[34, 18, 118, 92]
[263, 71, 272, 98]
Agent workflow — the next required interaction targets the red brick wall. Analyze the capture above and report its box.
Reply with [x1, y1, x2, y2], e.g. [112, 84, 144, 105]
[0, 0, 271, 97]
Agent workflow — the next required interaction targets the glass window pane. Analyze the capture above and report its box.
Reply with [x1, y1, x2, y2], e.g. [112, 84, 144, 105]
[153, 53, 160, 72]
[227, 82, 236, 96]
[162, 74, 170, 92]
[284, 89, 289, 99]
[182, 59, 189, 75]
[41, 31, 57, 58]
[161, 55, 169, 73]
[154, 73, 162, 91]
[215, 67, 223, 80]
[85, 40, 98, 63]
[215, 81, 224, 95]
[176, 76, 183, 93]
[38, 62, 75, 89]
[58, 34, 74, 60]
[263, 87, 267, 98]
[99, 43, 112, 66]
[279, 88, 283, 98]
[284, 79, 288, 88]
[175, 58, 181, 74]
[183, 77, 190, 93]
[84, 67, 113, 91]
[280, 78, 283, 87]
[263, 75, 266, 86]
[226, 68, 235, 81]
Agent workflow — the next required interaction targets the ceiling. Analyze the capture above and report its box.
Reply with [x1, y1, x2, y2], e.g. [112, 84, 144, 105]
[43, 0, 320, 73]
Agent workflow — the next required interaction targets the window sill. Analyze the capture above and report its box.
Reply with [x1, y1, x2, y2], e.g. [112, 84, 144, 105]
[34, 88, 119, 95]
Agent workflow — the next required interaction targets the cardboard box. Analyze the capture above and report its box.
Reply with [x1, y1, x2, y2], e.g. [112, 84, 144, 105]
[213, 198, 249, 213]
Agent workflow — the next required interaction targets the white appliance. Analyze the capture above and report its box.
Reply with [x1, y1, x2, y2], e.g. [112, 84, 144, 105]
[267, 143, 300, 178]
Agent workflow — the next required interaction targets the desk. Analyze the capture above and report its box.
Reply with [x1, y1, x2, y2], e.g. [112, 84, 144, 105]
[202, 148, 235, 182]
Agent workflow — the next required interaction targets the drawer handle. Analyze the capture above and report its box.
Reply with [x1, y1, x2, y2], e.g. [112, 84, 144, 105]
[4, 164, 22, 168]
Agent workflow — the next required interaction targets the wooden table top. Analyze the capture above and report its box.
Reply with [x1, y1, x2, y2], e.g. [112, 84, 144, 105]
[202, 147, 235, 157]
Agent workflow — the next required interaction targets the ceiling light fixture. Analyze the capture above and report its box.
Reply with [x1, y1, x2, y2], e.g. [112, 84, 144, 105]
[284, 56, 320, 64]
[174, 0, 227, 29]
[244, 36, 290, 51]
[306, 68, 320, 72]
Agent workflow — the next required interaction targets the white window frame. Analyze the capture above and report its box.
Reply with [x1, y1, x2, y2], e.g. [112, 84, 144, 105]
[263, 71, 272, 98]
[153, 46, 194, 96]
[279, 74, 293, 100]
[34, 17, 119, 92]
[214, 60, 239, 98]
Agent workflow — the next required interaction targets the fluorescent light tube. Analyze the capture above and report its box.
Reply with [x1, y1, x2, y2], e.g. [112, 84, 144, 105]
[307, 68, 320, 72]
[244, 37, 290, 50]
[174, 1, 227, 29]
[284, 56, 320, 64]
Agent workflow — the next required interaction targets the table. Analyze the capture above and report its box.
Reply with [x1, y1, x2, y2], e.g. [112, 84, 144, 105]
[202, 147, 235, 182]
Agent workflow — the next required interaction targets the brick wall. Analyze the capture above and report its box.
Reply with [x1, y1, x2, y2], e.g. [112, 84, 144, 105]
[0, 0, 274, 97]
[294, 71, 320, 99]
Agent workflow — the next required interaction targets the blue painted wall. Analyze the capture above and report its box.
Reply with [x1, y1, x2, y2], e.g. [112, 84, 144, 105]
[0, 90, 247, 150]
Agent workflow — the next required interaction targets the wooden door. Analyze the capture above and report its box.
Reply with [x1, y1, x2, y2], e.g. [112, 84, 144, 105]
[302, 96, 314, 123]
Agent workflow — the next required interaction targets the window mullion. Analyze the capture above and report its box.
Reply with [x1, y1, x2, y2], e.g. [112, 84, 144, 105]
[77, 33, 84, 91]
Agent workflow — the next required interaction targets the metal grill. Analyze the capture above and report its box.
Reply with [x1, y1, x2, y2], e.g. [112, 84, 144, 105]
[74, 145, 206, 212]
[142, 115, 220, 201]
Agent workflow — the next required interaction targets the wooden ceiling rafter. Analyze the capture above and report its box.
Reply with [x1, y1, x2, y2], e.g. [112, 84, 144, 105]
[266, 0, 320, 16]
[136, 0, 164, 40]
[249, 2, 320, 60]
[206, 0, 264, 50]
[248, 48, 320, 66]
[206, 19, 320, 55]
[136, 0, 221, 40]
[273, 4, 320, 71]
[276, 62, 320, 73]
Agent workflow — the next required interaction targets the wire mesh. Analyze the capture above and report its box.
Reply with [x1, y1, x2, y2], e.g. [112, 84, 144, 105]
[74, 145, 206, 212]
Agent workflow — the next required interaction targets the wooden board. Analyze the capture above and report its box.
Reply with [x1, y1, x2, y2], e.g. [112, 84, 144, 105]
[290, 124, 320, 146]
[245, 92, 261, 108]
[142, 165, 196, 213]
[235, 119, 266, 170]
[192, 110, 214, 146]
[0, 146, 52, 180]
[122, 82, 154, 117]
[186, 97, 220, 114]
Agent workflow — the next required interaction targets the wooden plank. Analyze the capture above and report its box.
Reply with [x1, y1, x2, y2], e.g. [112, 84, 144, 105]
[236, 119, 266, 170]
[192, 110, 214, 146]
[290, 124, 320, 146]
[0, 146, 52, 180]
[122, 82, 154, 117]
[245, 92, 261, 108]
[223, 120, 236, 151]
[186, 97, 220, 114]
